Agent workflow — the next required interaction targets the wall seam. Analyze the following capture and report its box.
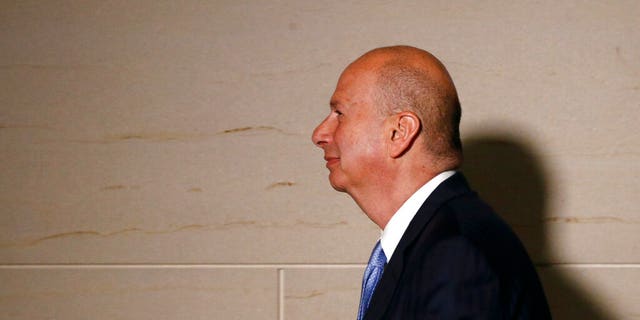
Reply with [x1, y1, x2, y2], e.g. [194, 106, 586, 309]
[1, 263, 639, 269]
[278, 268, 285, 320]
[0, 264, 367, 269]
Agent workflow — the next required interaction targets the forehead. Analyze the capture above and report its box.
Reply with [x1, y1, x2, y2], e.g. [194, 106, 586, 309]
[330, 64, 378, 109]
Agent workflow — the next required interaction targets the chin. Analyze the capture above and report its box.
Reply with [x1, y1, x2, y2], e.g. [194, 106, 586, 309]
[330, 184, 347, 192]
[328, 176, 347, 192]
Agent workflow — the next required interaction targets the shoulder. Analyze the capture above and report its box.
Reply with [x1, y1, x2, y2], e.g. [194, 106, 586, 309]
[404, 191, 535, 281]
[403, 201, 496, 279]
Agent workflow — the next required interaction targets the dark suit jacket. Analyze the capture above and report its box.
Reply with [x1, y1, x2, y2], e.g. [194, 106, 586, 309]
[364, 173, 551, 319]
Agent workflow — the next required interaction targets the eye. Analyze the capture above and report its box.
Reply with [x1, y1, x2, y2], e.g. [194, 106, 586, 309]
[334, 109, 343, 116]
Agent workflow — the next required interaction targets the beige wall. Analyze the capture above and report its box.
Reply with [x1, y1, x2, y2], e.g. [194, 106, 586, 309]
[1, 1, 638, 319]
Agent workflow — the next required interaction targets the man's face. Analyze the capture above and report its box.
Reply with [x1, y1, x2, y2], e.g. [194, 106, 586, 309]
[312, 65, 388, 193]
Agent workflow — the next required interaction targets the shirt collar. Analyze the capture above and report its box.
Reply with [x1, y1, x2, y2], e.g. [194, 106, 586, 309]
[380, 170, 456, 260]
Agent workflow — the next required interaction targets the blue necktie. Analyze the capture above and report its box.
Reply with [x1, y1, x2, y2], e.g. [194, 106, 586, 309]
[357, 240, 387, 320]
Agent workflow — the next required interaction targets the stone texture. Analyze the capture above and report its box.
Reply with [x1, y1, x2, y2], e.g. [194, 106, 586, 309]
[284, 268, 363, 320]
[0, 267, 277, 320]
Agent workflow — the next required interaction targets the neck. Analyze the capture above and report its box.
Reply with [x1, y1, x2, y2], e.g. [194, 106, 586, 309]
[349, 165, 440, 229]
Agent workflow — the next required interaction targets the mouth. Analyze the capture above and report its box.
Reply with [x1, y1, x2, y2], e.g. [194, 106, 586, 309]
[324, 156, 340, 167]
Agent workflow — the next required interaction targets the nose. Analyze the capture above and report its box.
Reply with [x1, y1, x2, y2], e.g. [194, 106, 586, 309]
[311, 115, 332, 148]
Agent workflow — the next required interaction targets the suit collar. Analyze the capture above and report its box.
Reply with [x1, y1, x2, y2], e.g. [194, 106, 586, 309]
[381, 171, 456, 261]
[364, 172, 473, 320]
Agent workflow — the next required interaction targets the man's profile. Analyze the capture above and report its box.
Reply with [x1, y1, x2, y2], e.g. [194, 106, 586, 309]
[312, 46, 551, 319]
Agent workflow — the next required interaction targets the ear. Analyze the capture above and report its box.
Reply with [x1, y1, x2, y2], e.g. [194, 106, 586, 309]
[387, 111, 421, 158]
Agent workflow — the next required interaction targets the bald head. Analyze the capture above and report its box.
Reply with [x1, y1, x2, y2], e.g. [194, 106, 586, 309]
[348, 46, 462, 168]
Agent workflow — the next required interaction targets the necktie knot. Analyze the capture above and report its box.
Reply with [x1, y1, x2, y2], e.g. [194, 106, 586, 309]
[357, 240, 387, 320]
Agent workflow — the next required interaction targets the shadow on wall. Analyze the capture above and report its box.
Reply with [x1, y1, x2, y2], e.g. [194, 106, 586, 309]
[461, 132, 613, 320]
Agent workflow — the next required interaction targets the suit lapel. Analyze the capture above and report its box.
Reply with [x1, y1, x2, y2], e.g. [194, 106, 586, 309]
[363, 173, 473, 320]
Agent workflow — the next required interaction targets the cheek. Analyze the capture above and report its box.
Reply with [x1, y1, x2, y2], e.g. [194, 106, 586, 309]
[345, 132, 384, 162]
[335, 120, 386, 162]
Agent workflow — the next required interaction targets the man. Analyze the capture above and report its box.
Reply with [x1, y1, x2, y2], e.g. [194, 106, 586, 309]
[312, 46, 551, 319]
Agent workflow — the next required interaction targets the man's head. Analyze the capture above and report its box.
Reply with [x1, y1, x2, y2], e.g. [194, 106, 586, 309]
[371, 47, 462, 162]
[312, 46, 462, 203]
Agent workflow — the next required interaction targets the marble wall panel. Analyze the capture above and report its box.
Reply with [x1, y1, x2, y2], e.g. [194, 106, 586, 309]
[539, 266, 640, 320]
[0, 267, 277, 320]
[284, 268, 363, 320]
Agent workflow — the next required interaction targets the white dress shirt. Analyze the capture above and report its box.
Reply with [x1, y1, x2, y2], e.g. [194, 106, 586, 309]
[380, 170, 456, 260]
